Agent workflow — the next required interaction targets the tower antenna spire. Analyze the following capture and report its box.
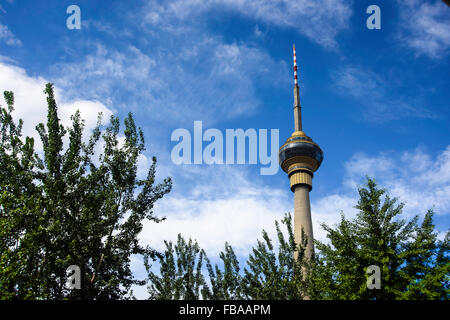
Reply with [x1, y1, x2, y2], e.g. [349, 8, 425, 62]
[293, 44, 302, 131]
[293, 44, 298, 87]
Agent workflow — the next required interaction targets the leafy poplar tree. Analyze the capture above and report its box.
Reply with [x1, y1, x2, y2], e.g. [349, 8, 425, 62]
[0, 84, 172, 299]
[0, 91, 44, 299]
[146, 234, 209, 299]
[206, 242, 244, 300]
[147, 214, 308, 300]
[240, 214, 307, 299]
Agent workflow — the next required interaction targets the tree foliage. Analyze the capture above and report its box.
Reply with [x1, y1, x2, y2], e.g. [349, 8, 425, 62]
[146, 235, 209, 299]
[240, 214, 307, 299]
[0, 84, 172, 299]
[307, 178, 449, 300]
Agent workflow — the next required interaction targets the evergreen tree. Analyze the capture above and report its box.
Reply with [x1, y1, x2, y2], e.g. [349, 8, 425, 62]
[400, 210, 449, 299]
[0, 84, 172, 299]
[309, 178, 449, 300]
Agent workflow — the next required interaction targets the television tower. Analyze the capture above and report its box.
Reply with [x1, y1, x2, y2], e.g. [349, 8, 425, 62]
[278, 45, 324, 260]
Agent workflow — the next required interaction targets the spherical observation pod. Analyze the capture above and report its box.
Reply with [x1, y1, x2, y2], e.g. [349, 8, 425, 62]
[278, 131, 323, 191]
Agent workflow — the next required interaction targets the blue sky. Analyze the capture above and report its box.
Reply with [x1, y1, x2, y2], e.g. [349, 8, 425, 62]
[1, 0, 449, 297]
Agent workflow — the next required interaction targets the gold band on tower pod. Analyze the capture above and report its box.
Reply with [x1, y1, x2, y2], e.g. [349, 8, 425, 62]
[289, 171, 313, 191]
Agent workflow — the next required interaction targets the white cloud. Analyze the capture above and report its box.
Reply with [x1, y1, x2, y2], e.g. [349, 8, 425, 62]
[142, 0, 352, 49]
[344, 152, 395, 188]
[311, 194, 357, 242]
[82, 19, 132, 38]
[0, 23, 21, 47]
[0, 62, 113, 152]
[397, 0, 450, 58]
[141, 166, 290, 257]
[304, 146, 450, 244]
[143, 194, 288, 256]
[139, 144, 450, 263]
[52, 45, 157, 104]
[344, 146, 450, 217]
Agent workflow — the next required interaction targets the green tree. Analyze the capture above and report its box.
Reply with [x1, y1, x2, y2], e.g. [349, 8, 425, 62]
[240, 214, 307, 299]
[400, 210, 450, 299]
[0, 84, 172, 299]
[0, 90, 44, 299]
[206, 242, 244, 300]
[146, 234, 209, 299]
[147, 214, 308, 300]
[309, 178, 449, 300]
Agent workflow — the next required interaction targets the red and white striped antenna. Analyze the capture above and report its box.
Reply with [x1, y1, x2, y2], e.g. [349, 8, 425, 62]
[293, 44, 298, 87]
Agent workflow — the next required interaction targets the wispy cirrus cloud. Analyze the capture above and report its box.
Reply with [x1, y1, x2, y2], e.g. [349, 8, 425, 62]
[331, 65, 437, 122]
[50, 38, 288, 126]
[141, 0, 352, 49]
[396, 0, 450, 59]
[0, 23, 21, 47]
[50, 44, 157, 106]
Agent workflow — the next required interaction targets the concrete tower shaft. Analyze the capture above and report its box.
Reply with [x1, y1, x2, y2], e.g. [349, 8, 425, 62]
[294, 186, 313, 257]
[278, 45, 323, 260]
